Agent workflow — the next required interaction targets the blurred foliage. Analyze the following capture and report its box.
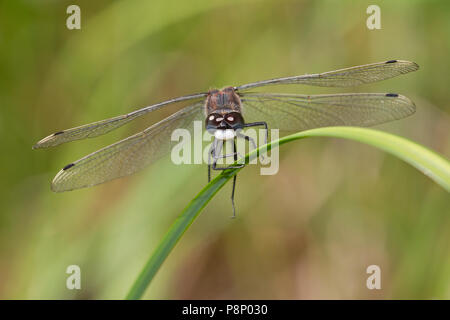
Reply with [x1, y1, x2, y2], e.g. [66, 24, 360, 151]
[0, 0, 449, 299]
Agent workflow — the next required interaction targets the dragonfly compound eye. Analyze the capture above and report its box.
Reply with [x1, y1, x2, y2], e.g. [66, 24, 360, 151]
[224, 112, 245, 129]
[205, 113, 225, 131]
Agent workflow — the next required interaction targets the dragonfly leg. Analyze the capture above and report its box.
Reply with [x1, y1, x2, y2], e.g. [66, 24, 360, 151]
[244, 121, 268, 145]
[236, 131, 257, 149]
[209, 138, 241, 218]
[212, 140, 240, 160]
[208, 144, 212, 182]
[243, 121, 268, 160]
[230, 141, 238, 218]
[208, 138, 219, 182]
[212, 159, 244, 170]
[231, 174, 237, 218]
[212, 139, 244, 170]
[236, 130, 263, 161]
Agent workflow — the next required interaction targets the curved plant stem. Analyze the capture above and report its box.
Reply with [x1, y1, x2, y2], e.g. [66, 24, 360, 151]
[126, 126, 450, 299]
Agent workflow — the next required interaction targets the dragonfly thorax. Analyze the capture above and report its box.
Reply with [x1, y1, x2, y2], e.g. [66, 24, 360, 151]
[205, 86, 243, 115]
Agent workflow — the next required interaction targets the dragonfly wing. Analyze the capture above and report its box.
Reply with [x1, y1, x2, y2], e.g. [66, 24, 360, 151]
[33, 93, 207, 149]
[240, 92, 415, 134]
[236, 60, 418, 90]
[51, 101, 205, 192]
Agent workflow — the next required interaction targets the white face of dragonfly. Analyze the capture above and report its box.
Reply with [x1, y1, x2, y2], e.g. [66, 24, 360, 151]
[214, 129, 236, 140]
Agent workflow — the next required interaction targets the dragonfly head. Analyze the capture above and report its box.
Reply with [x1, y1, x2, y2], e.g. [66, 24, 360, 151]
[205, 112, 245, 140]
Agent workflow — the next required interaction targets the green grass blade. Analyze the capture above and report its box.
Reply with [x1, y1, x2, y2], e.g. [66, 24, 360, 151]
[288, 127, 450, 192]
[126, 126, 450, 299]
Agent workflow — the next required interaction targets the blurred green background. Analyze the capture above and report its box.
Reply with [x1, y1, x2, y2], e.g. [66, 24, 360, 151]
[1, 0, 449, 299]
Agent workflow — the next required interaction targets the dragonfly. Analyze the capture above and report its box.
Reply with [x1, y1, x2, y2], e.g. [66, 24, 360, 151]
[33, 59, 418, 217]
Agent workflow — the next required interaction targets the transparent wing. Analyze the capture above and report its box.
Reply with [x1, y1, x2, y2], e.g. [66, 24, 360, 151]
[33, 93, 207, 149]
[240, 92, 415, 133]
[236, 60, 418, 91]
[51, 102, 205, 192]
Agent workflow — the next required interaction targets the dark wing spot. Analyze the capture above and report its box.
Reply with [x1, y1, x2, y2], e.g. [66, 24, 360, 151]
[54, 131, 64, 136]
[386, 93, 399, 97]
[63, 163, 75, 171]
[385, 60, 398, 64]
